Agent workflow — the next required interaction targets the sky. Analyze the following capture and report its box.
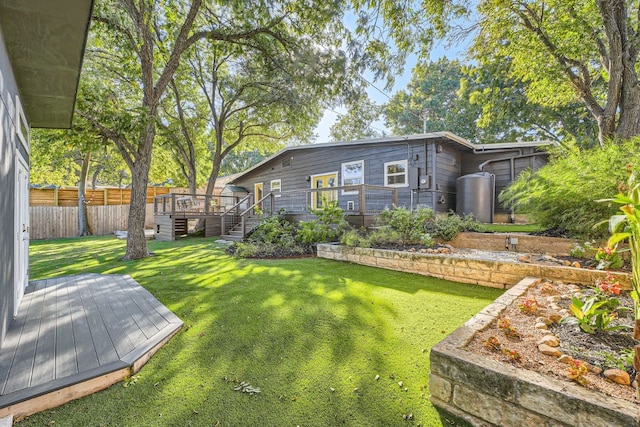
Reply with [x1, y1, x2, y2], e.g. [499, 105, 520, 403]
[313, 20, 473, 143]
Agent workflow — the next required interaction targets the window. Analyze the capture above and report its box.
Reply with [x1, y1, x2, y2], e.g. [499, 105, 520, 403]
[271, 179, 282, 197]
[282, 158, 291, 168]
[384, 160, 408, 187]
[341, 160, 364, 194]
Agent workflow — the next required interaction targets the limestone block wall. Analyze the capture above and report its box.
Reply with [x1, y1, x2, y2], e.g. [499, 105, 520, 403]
[316, 244, 632, 290]
[429, 278, 639, 427]
[448, 232, 580, 256]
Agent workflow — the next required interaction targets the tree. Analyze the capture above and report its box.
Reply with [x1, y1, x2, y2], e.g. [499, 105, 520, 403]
[384, 59, 480, 139]
[466, 0, 640, 145]
[329, 96, 384, 141]
[79, 0, 310, 259]
[30, 127, 112, 236]
[458, 58, 599, 146]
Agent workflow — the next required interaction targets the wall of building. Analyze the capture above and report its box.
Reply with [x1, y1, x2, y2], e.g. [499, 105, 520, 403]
[0, 24, 21, 346]
[232, 140, 430, 210]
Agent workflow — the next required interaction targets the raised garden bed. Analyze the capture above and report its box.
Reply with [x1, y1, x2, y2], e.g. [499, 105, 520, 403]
[430, 277, 639, 427]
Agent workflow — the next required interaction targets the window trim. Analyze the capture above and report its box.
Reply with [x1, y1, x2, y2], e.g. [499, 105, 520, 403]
[270, 179, 282, 197]
[384, 159, 409, 188]
[15, 95, 29, 154]
[341, 159, 364, 195]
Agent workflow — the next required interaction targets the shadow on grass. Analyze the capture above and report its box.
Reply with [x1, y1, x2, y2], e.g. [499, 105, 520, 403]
[24, 236, 503, 426]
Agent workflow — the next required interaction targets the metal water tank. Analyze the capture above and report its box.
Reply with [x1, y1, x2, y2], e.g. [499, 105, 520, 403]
[456, 172, 495, 223]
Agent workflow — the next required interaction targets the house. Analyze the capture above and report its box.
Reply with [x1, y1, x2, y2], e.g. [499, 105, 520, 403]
[0, 2, 93, 347]
[226, 132, 551, 226]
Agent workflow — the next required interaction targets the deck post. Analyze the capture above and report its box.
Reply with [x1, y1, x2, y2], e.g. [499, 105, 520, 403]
[359, 185, 366, 214]
[392, 188, 398, 206]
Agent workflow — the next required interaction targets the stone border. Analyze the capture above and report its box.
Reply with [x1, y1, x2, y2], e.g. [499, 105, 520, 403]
[449, 232, 580, 256]
[316, 244, 632, 290]
[429, 277, 639, 427]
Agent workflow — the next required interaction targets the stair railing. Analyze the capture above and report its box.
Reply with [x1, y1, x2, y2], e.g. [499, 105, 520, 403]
[238, 192, 274, 236]
[221, 194, 251, 235]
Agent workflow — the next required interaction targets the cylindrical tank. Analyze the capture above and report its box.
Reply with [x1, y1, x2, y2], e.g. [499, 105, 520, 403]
[456, 172, 495, 223]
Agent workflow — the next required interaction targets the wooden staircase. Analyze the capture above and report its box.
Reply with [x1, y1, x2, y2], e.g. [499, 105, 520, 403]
[221, 217, 261, 241]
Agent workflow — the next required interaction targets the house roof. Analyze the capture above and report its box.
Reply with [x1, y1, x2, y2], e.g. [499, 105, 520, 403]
[0, 0, 94, 128]
[229, 132, 555, 183]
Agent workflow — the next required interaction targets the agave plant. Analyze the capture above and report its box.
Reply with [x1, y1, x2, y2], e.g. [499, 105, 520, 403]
[599, 165, 640, 397]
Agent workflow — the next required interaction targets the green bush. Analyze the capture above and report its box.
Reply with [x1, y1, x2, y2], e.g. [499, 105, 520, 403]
[246, 213, 296, 246]
[426, 213, 486, 241]
[499, 140, 640, 239]
[377, 206, 435, 245]
[340, 229, 369, 247]
[296, 201, 349, 244]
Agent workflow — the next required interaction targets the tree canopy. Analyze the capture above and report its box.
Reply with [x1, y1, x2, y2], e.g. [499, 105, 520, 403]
[454, 0, 640, 144]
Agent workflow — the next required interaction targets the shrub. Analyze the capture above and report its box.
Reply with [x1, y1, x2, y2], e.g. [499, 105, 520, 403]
[246, 213, 296, 246]
[377, 206, 434, 245]
[296, 202, 349, 244]
[499, 139, 640, 239]
[426, 212, 485, 241]
[340, 229, 369, 247]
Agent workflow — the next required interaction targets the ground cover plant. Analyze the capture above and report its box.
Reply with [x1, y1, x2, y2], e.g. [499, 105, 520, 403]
[22, 236, 502, 426]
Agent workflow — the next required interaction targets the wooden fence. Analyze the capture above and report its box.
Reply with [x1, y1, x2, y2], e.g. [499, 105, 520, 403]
[30, 204, 156, 240]
[28, 186, 205, 207]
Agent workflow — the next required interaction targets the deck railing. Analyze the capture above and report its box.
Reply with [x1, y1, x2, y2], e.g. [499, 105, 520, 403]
[273, 184, 397, 214]
[154, 193, 240, 216]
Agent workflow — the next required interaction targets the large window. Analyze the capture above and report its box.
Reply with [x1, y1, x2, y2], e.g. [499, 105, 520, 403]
[341, 160, 364, 194]
[384, 160, 408, 187]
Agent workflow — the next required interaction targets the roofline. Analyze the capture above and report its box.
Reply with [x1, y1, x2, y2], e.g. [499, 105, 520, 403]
[229, 133, 554, 184]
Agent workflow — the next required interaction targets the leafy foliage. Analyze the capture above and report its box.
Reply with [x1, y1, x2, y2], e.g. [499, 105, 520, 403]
[602, 165, 640, 321]
[297, 202, 350, 244]
[377, 206, 435, 245]
[499, 140, 640, 239]
[424, 212, 485, 241]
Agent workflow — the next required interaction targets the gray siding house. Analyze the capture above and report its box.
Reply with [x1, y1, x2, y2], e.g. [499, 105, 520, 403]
[228, 132, 551, 225]
[0, 2, 93, 347]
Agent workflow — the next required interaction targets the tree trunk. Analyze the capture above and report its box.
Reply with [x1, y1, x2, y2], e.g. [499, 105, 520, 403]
[123, 129, 155, 260]
[615, 82, 640, 140]
[78, 151, 92, 236]
[194, 156, 221, 231]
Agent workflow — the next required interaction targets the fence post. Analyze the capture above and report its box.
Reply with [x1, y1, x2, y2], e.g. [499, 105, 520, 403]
[359, 185, 366, 214]
[392, 188, 398, 206]
[54, 188, 59, 206]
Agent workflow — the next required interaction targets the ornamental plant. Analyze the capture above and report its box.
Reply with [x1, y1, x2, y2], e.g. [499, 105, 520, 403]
[566, 359, 589, 386]
[598, 164, 640, 397]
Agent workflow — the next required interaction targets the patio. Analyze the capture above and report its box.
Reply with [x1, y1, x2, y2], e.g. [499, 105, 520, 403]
[0, 274, 183, 420]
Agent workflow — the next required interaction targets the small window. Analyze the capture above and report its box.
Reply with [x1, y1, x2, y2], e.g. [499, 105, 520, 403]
[271, 179, 282, 196]
[341, 160, 364, 195]
[282, 158, 291, 168]
[384, 160, 408, 187]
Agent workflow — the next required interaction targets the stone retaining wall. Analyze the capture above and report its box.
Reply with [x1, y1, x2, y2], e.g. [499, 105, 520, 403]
[429, 277, 639, 427]
[448, 232, 580, 256]
[316, 244, 632, 290]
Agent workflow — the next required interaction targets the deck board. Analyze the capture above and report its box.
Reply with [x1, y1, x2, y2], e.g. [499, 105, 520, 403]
[0, 274, 183, 416]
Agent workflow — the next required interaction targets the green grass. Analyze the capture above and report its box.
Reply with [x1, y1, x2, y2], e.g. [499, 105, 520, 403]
[482, 223, 542, 233]
[22, 236, 503, 427]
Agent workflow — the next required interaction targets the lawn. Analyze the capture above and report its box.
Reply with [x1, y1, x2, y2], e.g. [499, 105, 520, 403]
[22, 236, 503, 426]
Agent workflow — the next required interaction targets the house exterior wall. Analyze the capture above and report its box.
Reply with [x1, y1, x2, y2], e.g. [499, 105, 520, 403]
[0, 24, 23, 347]
[232, 140, 433, 211]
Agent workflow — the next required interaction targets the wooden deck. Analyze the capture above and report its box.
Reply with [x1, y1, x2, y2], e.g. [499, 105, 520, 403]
[0, 274, 183, 419]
